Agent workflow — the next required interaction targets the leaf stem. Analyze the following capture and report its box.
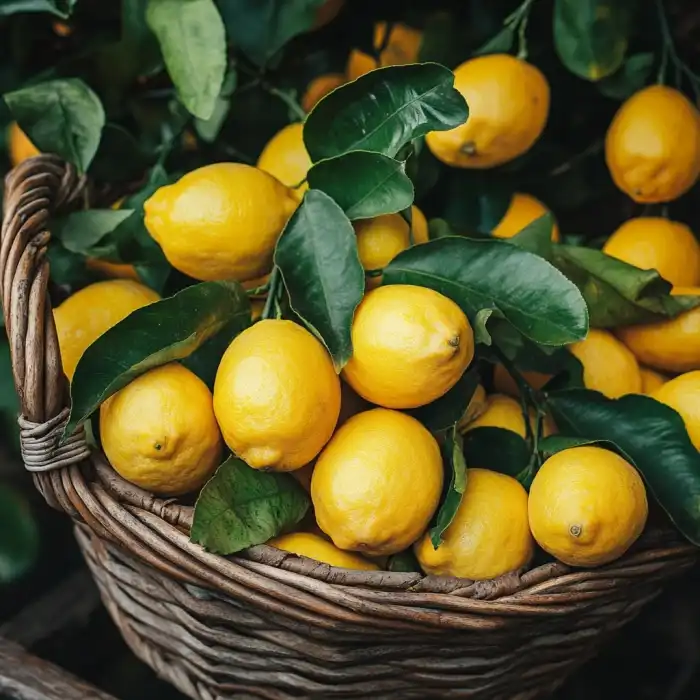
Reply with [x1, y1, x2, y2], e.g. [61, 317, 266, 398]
[504, 0, 536, 59]
[264, 84, 306, 122]
[262, 267, 282, 320]
[654, 0, 700, 98]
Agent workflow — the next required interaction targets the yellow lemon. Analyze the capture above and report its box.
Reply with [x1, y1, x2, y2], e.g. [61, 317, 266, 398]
[529, 446, 648, 567]
[144, 163, 297, 282]
[462, 393, 556, 438]
[492, 193, 560, 241]
[269, 532, 378, 570]
[302, 73, 345, 112]
[568, 329, 642, 398]
[213, 320, 341, 471]
[492, 363, 552, 398]
[85, 258, 140, 281]
[605, 85, 700, 203]
[256, 122, 311, 201]
[616, 287, 700, 373]
[343, 285, 473, 409]
[100, 363, 222, 496]
[457, 383, 487, 430]
[354, 206, 429, 287]
[415, 469, 533, 580]
[652, 371, 700, 449]
[602, 217, 700, 287]
[426, 54, 550, 169]
[346, 22, 422, 80]
[311, 408, 443, 556]
[640, 367, 667, 395]
[54, 280, 159, 381]
[8, 122, 40, 166]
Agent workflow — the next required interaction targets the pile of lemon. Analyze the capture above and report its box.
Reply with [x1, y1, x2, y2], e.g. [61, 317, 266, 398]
[14, 19, 700, 580]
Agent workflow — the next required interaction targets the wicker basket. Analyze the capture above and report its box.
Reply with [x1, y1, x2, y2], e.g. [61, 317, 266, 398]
[1, 156, 697, 700]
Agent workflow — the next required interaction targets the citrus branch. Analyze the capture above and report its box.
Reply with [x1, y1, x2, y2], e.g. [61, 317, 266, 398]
[655, 0, 700, 99]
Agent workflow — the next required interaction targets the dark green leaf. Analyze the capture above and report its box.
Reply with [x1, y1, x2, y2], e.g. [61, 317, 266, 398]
[462, 427, 532, 486]
[538, 434, 622, 460]
[553, 0, 631, 81]
[147, 0, 227, 119]
[428, 218, 456, 240]
[598, 53, 654, 100]
[552, 245, 700, 327]
[474, 26, 515, 56]
[4, 78, 105, 172]
[216, 0, 324, 67]
[54, 210, 135, 260]
[443, 172, 512, 235]
[0, 487, 39, 584]
[387, 549, 422, 573]
[508, 213, 556, 260]
[547, 389, 700, 545]
[0, 0, 74, 18]
[429, 429, 467, 548]
[67, 281, 250, 435]
[307, 151, 414, 220]
[191, 457, 310, 554]
[384, 237, 589, 346]
[304, 63, 468, 162]
[408, 368, 479, 432]
[47, 242, 101, 290]
[274, 190, 364, 370]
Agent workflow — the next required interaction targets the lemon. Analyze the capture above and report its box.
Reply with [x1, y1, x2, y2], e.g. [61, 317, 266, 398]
[346, 22, 422, 80]
[605, 85, 700, 203]
[462, 393, 556, 438]
[603, 217, 700, 288]
[616, 287, 700, 373]
[8, 122, 40, 166]
[529, 446, 648, 567]
[492, 364, 552, 398]
[492, 193, 560, 241]
[302, 73, 345, 112]
[54, 280, 159, 381]
[426, 54, 549, 168]
[343, 285, 473, 409]
[311, 408, 443, 556]
[652, 371, 700, 449]
[269, 532, 378, 570]
[100, 363, 222, 496]
[214, 320, 341, 471]
[415, 469, 533, 580]
[568, 329, 642, 398]
[640, 367, 667, 395]
[256, 122, 311, 201]
[144, 163, 297, 282]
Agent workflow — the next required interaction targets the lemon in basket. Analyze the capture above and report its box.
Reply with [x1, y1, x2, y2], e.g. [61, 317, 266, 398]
[214, 319, 341, 471]
[652, 371, 700, 449]
[100, 363, 223, 496]
[528, 446, 648, 567]
[343, 285, 473, 408]
[144, 163, 297, 282]
[415, 468, 533, 580]
[8, 121, 40, 166]
[269, 532, 378, 571]
[311, 408, 443, 556]
[54, 279, 160, 381]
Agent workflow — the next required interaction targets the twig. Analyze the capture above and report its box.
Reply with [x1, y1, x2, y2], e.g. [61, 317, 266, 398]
[262, 267, 282, 320]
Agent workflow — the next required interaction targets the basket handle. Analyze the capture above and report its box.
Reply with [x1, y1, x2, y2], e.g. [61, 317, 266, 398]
[1, 155, 89, 509]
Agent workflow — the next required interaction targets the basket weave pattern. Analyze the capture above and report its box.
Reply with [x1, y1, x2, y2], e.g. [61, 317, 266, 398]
[1, 156, 697, 699]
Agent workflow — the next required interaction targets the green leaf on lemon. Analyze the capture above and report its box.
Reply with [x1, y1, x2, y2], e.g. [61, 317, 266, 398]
[508, 213, 557, 260]
[383, 237, 589, 346]
[547, 389, 700, 545]
[306, 151, 414, 220]
[275, 189, 364, 370]
[303, 63, 468, 162]
[53, 210, 135, 259]
[67, 281, 250, 436]
[461, 427, 532, 488]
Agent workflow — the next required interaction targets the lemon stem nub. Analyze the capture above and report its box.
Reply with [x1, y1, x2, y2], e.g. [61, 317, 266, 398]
[460, 141, 477, 156]
[569, 524, 582, 538]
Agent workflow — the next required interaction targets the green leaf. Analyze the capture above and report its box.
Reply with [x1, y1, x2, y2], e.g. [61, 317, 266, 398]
[53, 210, 135, 260]
[442, 173, 512, 235]
[553, 0, 631, 81]
[383, 237, 589, 346]
[304, 63, 468, 162]
[474, 26, 515, 56]
[0, 0, 75, 18]
[0, 487, 39, 584]
[598, 53, 654, 100]
[387, 549, 422, 573]
[462, 427, 532, 487]
[274, 190, 364, 370]
[538, 434, 622, 460]
[552, 245, 700, 327]
[147, 0, 227, 120]
[216, 0, 325, 67]
[67, 281, 250, 436]
[307, 151, 414, 220]
[429, 429, 468, 548]
[408, 368, 479, 432]
[547, 389, 700, 545]
[4, 78, 105, 172]
[190, 457, 310, 554]
[508, 213, 556, 260]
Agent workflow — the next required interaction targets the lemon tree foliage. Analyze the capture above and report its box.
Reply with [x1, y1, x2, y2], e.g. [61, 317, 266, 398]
[191, 457, 310, 554]
[54, 210, 135, 257]
[0, 0, 74, 18]
[67, 281, 250, 435]
[462, 427, 532, 485]
[548, 390, 700, 545]
[303, 64, 469, 161]
[0, 487, 39, 584]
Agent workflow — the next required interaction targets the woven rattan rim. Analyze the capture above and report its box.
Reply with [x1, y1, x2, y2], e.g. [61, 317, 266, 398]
[1, 155, 697, 632]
